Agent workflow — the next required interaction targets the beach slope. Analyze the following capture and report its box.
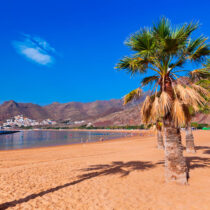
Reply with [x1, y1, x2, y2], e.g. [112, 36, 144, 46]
[0, 130, 210, 209]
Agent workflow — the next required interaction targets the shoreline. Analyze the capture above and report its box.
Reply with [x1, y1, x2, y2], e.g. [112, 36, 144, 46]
[0, 130, 154, 153]
[18, 128, 149, 133]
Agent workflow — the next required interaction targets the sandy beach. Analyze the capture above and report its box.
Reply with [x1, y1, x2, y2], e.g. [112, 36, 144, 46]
[0, 130, 210, 210]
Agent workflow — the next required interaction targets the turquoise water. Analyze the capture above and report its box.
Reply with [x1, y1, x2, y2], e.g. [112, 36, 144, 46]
[0, 130, 130, 150]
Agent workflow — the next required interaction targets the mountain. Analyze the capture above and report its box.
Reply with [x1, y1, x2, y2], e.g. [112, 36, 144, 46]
[0, 99, 124, 123]
[0, 95, 209, 126]
[0, 100, 50, 122]
[192, 113, 210, 124]
[92, 105, 142, 127]
[42, 91, 149, 122]
[43, 99, 123, 122]
[0, 91, 149, 124]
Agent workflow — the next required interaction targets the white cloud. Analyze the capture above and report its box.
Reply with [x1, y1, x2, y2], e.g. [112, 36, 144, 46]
[21, 47, 52, 65]
[12, 34, 56, 66]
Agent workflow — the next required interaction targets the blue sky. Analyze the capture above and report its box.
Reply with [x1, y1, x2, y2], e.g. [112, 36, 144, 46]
[0, 0, 209, 105]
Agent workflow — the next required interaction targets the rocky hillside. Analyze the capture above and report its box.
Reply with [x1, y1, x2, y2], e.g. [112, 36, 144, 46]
[0, 99, 124, 123]
[0, 100, 50, 122]
[92, 105, 142, 127]
[43, 100, 123, 122]
[0, 96, 209, 126]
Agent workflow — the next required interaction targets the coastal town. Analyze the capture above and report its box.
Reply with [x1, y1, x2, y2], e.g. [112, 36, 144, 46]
[1, 115, 90, 129]
[2, 115, 57, 128]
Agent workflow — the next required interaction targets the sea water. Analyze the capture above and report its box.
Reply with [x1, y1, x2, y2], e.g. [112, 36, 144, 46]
[0, 130, 130, 150]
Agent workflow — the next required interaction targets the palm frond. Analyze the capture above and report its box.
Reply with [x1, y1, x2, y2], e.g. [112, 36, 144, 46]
[151, 96, 161, 120]
[141, 96, 152, 124]
[185, 86, 206, 105]
[187, 37, 210, 61]
[196, 79, 210, 90]
[172, 99, 190, 126]
[153, 17, 171, 39]
[203, 59, 210, 68]
[189, 68, 210, 81]
[172, 22, 199, 41]
[116, 56, 148, 75]
[199, 103, 210, 114]
[176, 85, 199, 112]
[191, 84, 209, 95]
[141, 75, 159, 87]
[126, 29, 155, 57]
[153, 19, 198, 55]
[159, 91, 172, 115]
[123, 88, 142, 105]
[172, 99, 186, 126]
[169, 57, 185, 70]
[175, 84, 206, 109]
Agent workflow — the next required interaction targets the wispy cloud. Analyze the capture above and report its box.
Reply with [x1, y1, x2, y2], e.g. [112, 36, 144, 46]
[12, 34, 56, 66]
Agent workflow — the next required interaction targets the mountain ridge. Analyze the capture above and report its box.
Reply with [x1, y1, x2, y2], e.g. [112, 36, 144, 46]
[0, 99, 124, 123]
[0, 97, 209, 126]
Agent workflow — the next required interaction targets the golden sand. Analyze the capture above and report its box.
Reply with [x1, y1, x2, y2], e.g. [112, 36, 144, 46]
[0, 130, 210, 209]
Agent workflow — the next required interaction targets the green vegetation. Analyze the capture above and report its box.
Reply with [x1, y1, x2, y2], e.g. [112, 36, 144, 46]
[190, 122, 209, 129]
[19, 126, 33, 129]
[18, 122, 209, 130]
[78, 125, 146, 130]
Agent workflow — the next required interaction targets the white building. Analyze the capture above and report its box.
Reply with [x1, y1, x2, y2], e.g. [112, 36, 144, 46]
[3, 115, 57, 128]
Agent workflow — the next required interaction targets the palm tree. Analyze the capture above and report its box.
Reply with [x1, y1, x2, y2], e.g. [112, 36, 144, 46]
[116, 17, 209, 184]
[123, 74, 209, 154]
[185, 60, 210, 153]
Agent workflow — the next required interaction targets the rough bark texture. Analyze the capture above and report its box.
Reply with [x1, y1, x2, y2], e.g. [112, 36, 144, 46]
[157, 130, 164, 149]
[163, 74, 188, 184]
[164, 118, 188, 184]
[185, 126, 196, 153]
[156, 123, 164, 149]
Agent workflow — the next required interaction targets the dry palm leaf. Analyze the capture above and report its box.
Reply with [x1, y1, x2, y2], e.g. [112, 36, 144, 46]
[175, 84, 190, 103]
[185, 86, 206, 106]
[151, 96, 161, 120]
[159, 91, 172, 115]
[191, 84, 209, 96]
[175, 84, 206, 109]
[175, 84, 186, 97]
[123, 88, 142, 105]
[172, 99, 186, 126]
[141, 96, 152, 123]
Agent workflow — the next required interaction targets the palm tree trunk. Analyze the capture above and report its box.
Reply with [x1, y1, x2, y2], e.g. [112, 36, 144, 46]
[163, 75, 188, 184]
[156, 122, 164, 149]
[164, 116, 188, 184]
[185, 124, 196, 153]
[157, 130, 164, 149]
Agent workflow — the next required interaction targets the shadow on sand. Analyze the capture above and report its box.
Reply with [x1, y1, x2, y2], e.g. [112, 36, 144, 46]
[203, 150, 210, 154]
[196, 146, 210, 151]
[156, 156, 210, 170]
[186, 156, 210, 169]
[1, 147, 210, 209]
[0, 161, 155, 209]
[195, 145, 210, 155]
